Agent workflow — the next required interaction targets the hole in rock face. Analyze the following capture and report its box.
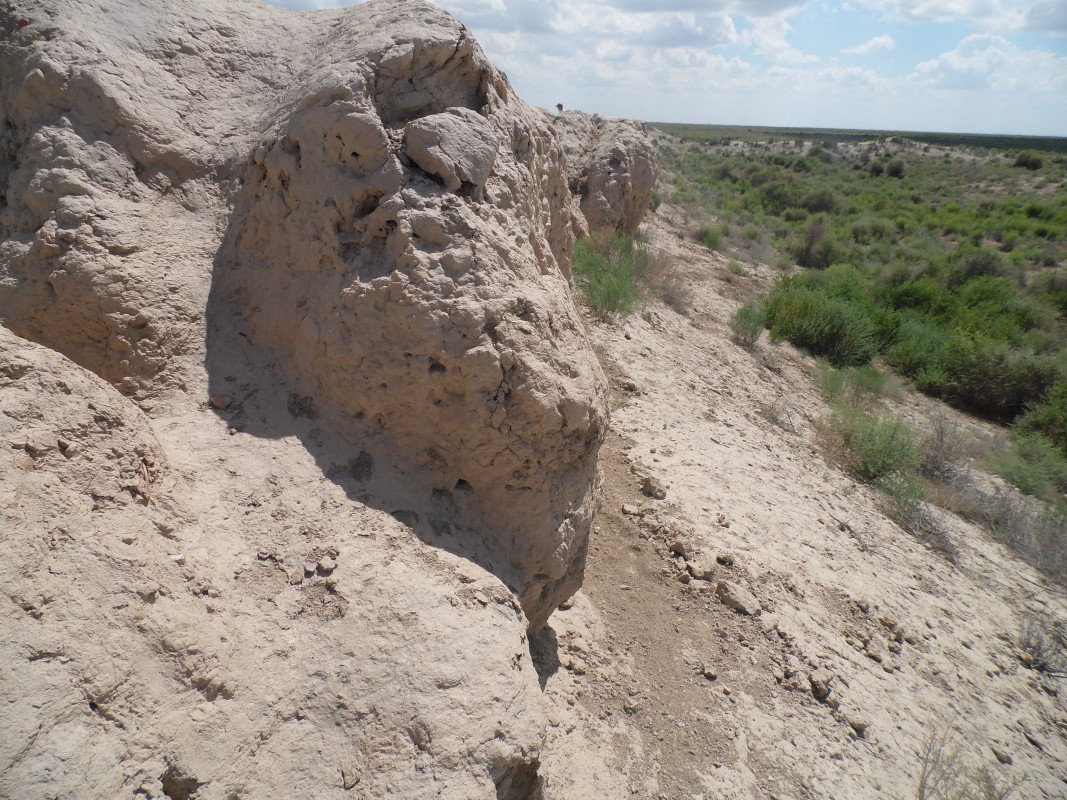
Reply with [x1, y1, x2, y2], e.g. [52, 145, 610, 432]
[428, 361, 446, 374]
[494, 759, 542, 800]
[454, 478, 473, 492]
[160, 764, 203, 800]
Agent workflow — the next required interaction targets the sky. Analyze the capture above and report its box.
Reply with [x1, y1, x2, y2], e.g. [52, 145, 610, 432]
[267, 1, 1067, 137]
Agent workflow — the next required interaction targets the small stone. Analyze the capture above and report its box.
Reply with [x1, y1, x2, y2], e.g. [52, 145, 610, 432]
[845, 712, 869, 736]
[341, 763, 362, 790]
[169, 554, 186, 566]
[669, 536, 693, 558]
[289, 567, 304, 585]
[318, 556, 336, 574]
[715, 580, 761, 615]
[809, 668, 833, 701]
[121, 535, 136, 545]
[623, 697, 641, 714]
[621, 379, 639, 392]
[621, 503, 641, 516]
[303, 562, 317, 575]
[209, 395, 232, 410]
[865, 638, 888, 663]
[992, 747, 1012, 765]
[700, 664, 718, 680]
[564, 655, 587, 675]
[686, 555, 716, 582]
[715, 552, 735, 566]
[641, 476, 667, 500]
[472, 590, 489, 605]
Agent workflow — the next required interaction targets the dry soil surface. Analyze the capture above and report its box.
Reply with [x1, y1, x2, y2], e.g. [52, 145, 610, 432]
[535, 212, 1067, 800]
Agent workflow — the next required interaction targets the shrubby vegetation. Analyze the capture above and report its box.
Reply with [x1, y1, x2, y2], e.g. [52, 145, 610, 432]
[571, 233, 658, 318]
[571, 231, 688, 318]
[656, 125, 1067, 504]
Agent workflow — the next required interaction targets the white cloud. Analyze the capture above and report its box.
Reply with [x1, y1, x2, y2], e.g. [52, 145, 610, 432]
[913, 33, 1067, 93]
[842, 34, 895, 55]
[262, 1, 1067, 134]
[853, 1, 1067, 33]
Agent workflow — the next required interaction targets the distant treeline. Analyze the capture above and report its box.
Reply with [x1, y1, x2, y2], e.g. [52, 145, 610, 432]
[650, 123, 1067, 154]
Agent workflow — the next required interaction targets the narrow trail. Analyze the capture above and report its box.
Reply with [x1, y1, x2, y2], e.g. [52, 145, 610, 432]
[537, 213, 1067, 799]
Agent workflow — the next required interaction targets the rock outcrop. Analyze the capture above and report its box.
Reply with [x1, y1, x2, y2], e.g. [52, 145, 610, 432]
[0, 328, 546, 800]
[554, 110, 658, 236]
[0, 0, 656, 797]
[215, 3, 605, 628]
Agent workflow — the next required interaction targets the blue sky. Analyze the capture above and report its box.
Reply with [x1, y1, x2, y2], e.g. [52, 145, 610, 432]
[268, 1, 1067, 136]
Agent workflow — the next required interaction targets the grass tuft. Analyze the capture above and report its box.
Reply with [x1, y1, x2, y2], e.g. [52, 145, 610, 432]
[729, 304, 765, 348]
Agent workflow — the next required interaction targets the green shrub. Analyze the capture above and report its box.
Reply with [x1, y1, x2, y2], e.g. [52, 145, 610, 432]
[698, 224, 723, 250]
[886, 159, 905, 178]
[818, 363, 891, 404]
[1018, 382, 1067, 453]
[649, 191, 662, 211]
[790, 215, 840, 269]
[1014, 151, 1044, 170]
[934, 336, 1057, 419]
[729, 304, 765, 348]
[764, 283, 879, 366]
[571, 234, 656, 318]
[834, 407, 922, 481]
[988, 432, 1067, 500]
[799, 188, 841, 214]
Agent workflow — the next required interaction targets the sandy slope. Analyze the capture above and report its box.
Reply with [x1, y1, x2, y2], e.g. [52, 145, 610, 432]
[537, 212, 1067, 799]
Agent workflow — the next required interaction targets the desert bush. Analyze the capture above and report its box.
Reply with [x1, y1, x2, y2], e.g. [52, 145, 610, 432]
[919, 411, 971, 485]
[764, 283, 879, 367]
[799, 187, 841, 214]
[935, 479, 1067, 583]
[880, 473, 958, 562]
[1016, 613, 1067, 677]
[987, 432, 1067, 500]
[755, 395, 798, 433]
[698, 224, 724, 250]
[833, 407, 921, 481]
[571, 234, 659, 319]
[649, 191, 662, 211]
[1017, 381, 1067, 454]
[915, 722, 1024, 800]
[729, 303, 765, 348]
[817, 363, 891, 405]
[904, 334, 1058, 420]
[726, 259, 750, 277]
[1014, 151, 1043, 170]
[790, 215, 840, 269]
[656, 268, 693, 315]
[886, 159, 905, 178]
[869, 161, 885, 177]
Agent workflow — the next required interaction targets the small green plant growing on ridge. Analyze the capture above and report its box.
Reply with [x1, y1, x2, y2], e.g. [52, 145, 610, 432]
[571, 233, 659, 319]
[729, 303, 765, 348]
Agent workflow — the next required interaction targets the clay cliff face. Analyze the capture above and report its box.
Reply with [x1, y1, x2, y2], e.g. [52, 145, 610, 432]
[554, 110, 658, 238]
[216, 6, 604, 627]
[0, 0, 655, 797]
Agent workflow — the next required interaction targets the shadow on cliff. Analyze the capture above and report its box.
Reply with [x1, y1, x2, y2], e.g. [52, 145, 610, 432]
[203, 186, 558, 657]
